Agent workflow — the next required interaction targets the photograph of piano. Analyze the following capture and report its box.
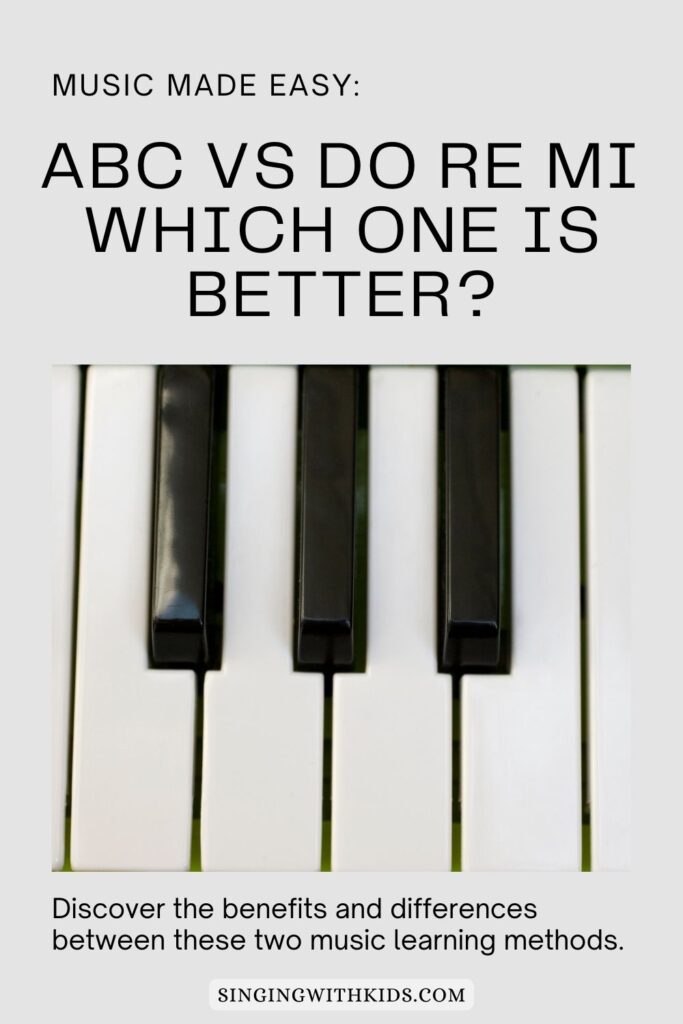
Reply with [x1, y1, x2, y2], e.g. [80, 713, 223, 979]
[51, 365, 630, 873]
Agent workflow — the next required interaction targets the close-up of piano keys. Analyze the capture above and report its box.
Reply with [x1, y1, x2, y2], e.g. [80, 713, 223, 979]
[51, 364, 630, 873]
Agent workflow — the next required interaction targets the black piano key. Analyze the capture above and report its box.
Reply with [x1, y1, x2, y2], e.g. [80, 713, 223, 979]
[150, 366, 215, 667]
[296, 367, 359, 671]
[439, 367, 502, 673]
[204, 366, 228, 671]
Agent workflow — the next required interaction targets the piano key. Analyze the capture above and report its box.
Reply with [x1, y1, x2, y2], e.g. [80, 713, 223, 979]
[439, 367, 502, 672]
[585, 369, 631, 870]
[150, 365, 215, 668]
[70, 367, 196, 870]
[201, 367, 324, 870]
[51, 366, 81, 870]
[296, 366, 359, 671]
[461, 368, 582, 870]
[332, 368, 451, 870]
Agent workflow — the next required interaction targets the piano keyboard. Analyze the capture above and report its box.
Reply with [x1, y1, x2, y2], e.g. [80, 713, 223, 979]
[51, 365, 630, 872]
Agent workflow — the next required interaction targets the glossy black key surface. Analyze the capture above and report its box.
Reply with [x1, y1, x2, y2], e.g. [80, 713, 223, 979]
[296, 367, 359, 671]
[439, 367, 502, 673]
[151, 366, 215, 667]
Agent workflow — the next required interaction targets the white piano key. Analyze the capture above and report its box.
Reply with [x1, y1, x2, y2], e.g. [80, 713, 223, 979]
[332, 368, 451, 871]
[201, 368, 324, 871]
[461, 369, 582, 871]
[585, 369, 631, 870]
[70, 367, 196, 870]
[51, 366, 80, 870]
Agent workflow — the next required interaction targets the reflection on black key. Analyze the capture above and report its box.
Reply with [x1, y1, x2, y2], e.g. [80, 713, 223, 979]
[151, 366, 215, 667]
[440, 367, 502, 673]
[296, 367, 359, 671]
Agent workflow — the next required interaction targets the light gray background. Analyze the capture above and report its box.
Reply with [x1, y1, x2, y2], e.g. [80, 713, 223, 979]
[2, 0, 681, 1020]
